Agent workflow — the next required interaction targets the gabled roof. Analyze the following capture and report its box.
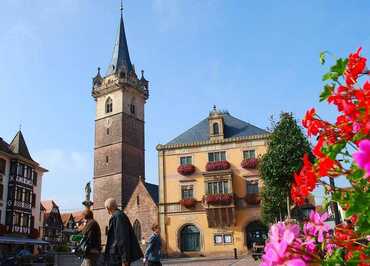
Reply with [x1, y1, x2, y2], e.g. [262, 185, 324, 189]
[41, 200, 59, 213]
[144, 182, 159, 205]
[167, 112, 269, 145]
[0, 137, 13, 155]
[60, 213, 74, 227]
[106, 14, 133, 75]
[9, 131, 33, 161]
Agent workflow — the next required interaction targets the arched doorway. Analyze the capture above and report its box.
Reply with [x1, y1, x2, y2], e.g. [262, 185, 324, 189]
[133, 220, 142, 242]
[245, 220, 267, 248]
[180, 225, 200, 252]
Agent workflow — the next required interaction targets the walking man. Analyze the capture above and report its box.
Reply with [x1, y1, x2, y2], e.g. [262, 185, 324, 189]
[143, 224, 162, 266]
[104, 198, 143, 266]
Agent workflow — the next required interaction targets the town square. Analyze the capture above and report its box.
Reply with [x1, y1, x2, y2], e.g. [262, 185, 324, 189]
[0, 1, 369, 265]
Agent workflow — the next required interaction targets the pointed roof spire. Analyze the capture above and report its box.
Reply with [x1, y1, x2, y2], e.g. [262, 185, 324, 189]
[106, 1, 133, 76]
[9, 130, 34, 161]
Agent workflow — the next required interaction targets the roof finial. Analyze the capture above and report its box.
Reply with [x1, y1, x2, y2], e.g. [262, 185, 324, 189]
[120, 0, 123, 17]
[213, 105, 217, 111]
[19, 122, 22, 131]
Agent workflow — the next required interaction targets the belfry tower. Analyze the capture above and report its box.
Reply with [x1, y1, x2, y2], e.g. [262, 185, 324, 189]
[91, 4, 149, 238]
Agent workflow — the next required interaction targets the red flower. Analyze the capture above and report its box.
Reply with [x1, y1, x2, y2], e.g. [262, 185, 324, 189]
[241, 158, 258, 169]
[205, 193, 233, 205]
[291, 154, 318, 205]
[206, 160, 230, 171]
[345, 47, 367, 85]
[177, 164, 195, 176]
[180, 198, 196, 208]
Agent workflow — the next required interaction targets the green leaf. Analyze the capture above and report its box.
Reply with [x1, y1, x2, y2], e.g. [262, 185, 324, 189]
[320, 51, 327, 65]
[330, 58, 348, 75]
[320, 84, 334, 102]
[322, 72, 339, 81]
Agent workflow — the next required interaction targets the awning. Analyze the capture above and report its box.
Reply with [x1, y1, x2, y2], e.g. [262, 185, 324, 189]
[0, 236, 49, 245]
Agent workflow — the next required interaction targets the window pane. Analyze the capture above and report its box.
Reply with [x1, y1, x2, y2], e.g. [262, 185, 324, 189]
[218, 181, 223, 194]
[0, 159, 6, 174]
[213, 183, 218, 194]
[221, 152, 226, 160]
[247, 182, 259, 193]
[224, 234, 233, 244]
[208, 153, 214, 162]
[208, 183, 212, 194]
[214, 235, 223, 244]
[214, 152, 220, 161]
[224, 181, 229, 193]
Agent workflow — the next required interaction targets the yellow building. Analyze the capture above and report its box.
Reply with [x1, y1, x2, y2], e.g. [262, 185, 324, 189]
[157, 107, 270, 257]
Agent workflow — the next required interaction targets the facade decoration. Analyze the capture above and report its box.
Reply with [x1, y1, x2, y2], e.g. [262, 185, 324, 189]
[157, 107, 270, 256]
[0, 131, 47, 251]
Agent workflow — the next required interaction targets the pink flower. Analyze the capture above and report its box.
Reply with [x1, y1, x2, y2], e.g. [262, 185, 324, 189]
[353, 139, 370, 177]
[261, 223, 307, 266]
[307, 211, 330, 242]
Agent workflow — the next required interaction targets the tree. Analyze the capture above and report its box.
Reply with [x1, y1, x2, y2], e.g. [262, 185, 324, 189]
[260, 112, 312, 224]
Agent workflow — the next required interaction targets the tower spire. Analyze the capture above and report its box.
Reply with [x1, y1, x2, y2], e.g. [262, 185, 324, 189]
[106, 0, 133, 76]
[120, 0, 123, 17]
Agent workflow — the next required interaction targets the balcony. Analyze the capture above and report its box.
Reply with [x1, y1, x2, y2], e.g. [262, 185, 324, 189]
[14, 201, 32, 209]
[203, 194, 236, 228]
[164, 201, 204, 214]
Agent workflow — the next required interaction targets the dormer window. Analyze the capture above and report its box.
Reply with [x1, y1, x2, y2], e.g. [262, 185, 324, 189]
[213, 123, 219, 135]
[105, 98, 113, 113]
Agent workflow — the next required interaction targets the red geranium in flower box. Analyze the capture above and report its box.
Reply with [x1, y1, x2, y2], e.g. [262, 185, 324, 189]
[180, 198, 197, 208]
[205, 193, 233, 205]
[206, 160, 230, 171]
[241, 158, 259, 169]
[177, 164, 195, 176]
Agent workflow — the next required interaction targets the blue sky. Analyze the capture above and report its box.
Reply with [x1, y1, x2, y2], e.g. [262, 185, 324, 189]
[0, 0, 369, 211]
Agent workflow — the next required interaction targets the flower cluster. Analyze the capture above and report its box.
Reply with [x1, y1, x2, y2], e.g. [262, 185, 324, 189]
[205, 160, 230, 171]
[180, 198, 196, 208]
[204, 193, 233, 205]
[241, 158, 259, 169]
[262, 211, 335, 266]
[177, 164, 195, 176]
[284, 48, 370, 265]
[291, 48, 370, 205]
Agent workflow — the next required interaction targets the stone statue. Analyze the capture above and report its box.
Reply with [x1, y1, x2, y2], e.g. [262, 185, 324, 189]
[83, 182, 93, 210]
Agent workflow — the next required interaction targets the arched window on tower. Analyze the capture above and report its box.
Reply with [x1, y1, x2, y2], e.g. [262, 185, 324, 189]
[105, 97, 113, 113]
[133, 220, 142, 241]
[213, 122, 219, 135]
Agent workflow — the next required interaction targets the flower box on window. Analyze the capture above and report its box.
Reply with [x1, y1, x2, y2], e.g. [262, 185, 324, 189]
[245, 193, 261, 205]
[177, 164, 195, 176]
[205, 193, 234, 205]
[241, 158, 259, 169]
[180, 198, 197, 208]
[206, 160, 230, 171]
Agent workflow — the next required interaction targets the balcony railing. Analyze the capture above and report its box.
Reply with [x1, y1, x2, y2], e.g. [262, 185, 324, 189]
[203, 193, 234, 207]
[164, 202, 204, 213]
[14, 201, 32, 209]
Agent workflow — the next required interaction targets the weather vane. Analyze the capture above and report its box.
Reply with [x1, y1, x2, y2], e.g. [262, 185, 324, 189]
[120, 0, 123, 16]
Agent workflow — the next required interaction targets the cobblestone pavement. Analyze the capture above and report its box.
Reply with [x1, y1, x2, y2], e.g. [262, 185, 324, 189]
[56, 255, 260, 266]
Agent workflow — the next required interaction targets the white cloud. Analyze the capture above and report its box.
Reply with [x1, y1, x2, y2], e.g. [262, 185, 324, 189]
[33, 149, 92, 212]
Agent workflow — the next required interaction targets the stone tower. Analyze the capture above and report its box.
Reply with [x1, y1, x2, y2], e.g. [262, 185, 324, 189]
[91, 7, 149, 238]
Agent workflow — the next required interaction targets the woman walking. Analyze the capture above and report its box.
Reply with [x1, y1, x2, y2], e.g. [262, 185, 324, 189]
[81, 209, 101, 266]
[143, 224, 162, 266]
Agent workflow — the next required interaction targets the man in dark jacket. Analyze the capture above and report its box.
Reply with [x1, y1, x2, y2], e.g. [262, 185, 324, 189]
[104, 198, 143, 266]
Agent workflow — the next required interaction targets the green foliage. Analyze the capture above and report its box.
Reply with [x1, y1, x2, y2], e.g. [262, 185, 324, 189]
[260, 113, 312, 224]
[323, 248, 345, 266]
[320, 84, 334, 102]
[322, 58, 348, 82]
